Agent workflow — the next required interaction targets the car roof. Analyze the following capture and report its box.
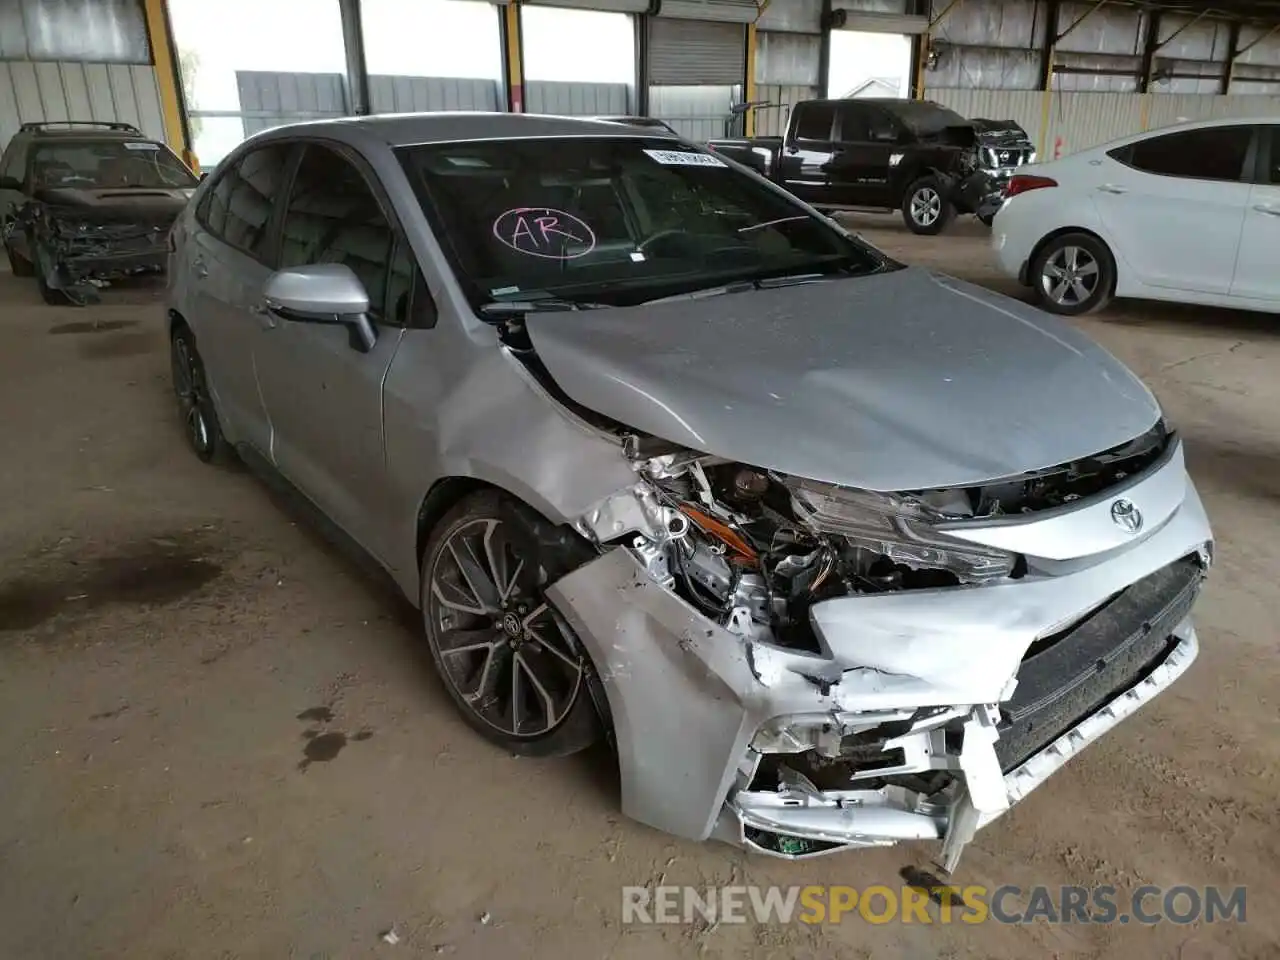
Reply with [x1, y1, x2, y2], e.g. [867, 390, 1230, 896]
[247, 111, 680, 149]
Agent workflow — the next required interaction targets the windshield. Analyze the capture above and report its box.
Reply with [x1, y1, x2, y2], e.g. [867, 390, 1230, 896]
[397, 136, 889, 308]
[31, 139, 197, 189]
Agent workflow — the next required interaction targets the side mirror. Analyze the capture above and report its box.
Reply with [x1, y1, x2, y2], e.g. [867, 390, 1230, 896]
[263, 263, 377, 353]
[0, 175, 21, 191]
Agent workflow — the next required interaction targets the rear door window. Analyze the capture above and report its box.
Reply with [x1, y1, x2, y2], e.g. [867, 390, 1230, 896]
[1109, 126, 1253, 183]
[1, 141, 29, 186]
[1266, 125, 1280, 184]
[198, 143, 293, 262]
[834, 101, 872, 143]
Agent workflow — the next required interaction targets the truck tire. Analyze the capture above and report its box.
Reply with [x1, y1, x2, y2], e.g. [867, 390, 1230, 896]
[5, 243, 34, 278]
[902, 176, 954, 235]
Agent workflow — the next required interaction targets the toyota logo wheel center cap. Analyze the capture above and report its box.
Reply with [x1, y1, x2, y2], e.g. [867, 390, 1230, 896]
[1110, 498, 1143, 534]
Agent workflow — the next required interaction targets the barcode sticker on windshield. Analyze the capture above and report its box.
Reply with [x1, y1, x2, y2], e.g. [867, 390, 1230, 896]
[124, 142, 161, 151]
[643, 149, 726, 168]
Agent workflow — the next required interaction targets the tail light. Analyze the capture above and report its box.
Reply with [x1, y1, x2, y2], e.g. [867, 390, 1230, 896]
[1005, 174, 1058, 198]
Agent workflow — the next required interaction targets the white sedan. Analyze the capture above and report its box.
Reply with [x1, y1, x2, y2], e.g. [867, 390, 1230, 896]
[992, 117, 1278, 316]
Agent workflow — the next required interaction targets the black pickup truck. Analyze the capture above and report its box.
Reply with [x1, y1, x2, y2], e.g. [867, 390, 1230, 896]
[709, 98, 1036, 235]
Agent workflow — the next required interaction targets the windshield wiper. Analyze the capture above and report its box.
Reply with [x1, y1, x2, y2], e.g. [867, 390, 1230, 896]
[478, 298, 608, 319]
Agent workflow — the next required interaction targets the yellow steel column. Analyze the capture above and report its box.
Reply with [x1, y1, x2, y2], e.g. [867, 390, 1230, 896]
[745, 21, 757, 137]
[503, 1, 524, 112]
[142, 0, 196, 169]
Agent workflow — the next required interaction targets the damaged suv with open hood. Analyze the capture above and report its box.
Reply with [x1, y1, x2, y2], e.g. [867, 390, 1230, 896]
[166, 114, 1212, 871]
[0, 121, 198, 305]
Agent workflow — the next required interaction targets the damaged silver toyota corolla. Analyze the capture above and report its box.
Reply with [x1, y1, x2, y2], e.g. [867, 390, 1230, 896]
[167, 114, 1212, 871]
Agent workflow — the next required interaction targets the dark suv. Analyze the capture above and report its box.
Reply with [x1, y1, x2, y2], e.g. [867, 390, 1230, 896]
[0, 121, 199, 305]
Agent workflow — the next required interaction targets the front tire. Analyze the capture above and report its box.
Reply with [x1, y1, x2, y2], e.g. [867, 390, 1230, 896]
[902, 176, 954, 235]
[420, 490, 601, 757]
[170, 324, 229, 463]
[5, 244, 34, 277]
[1030, 232, 1115, 316]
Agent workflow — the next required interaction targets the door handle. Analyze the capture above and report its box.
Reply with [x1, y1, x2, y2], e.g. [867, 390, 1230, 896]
[250, 302, 277, 329]
[1096, 184, 1127, 194]
[191, 257, 209, 279]
[1252, 204, 1280, 216]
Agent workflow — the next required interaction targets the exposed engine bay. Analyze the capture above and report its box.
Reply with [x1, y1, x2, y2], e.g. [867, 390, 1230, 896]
[586, 418, 1173, 656]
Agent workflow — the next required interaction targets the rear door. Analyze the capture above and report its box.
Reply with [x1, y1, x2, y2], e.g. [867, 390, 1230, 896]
[185, 142, 295, 455]
[829, 101, 899, 206]
[776, 101, 838, 205]
[1093, 124, 1254, 295]
[1230, 124, 1280, 302]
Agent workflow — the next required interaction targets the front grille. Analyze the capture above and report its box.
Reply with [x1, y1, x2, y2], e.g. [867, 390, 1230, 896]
[994, 556, 1203, 772]
[983, 146, 1034, 171]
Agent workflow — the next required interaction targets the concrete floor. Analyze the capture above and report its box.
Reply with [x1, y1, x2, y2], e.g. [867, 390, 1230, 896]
[1, 215, 1277, 960]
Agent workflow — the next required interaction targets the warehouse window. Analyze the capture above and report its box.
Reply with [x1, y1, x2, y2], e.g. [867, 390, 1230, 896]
[1112, 126, 1253, 183]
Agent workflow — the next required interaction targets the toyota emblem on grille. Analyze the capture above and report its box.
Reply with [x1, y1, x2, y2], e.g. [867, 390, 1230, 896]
[1110, 498, 1143, 534]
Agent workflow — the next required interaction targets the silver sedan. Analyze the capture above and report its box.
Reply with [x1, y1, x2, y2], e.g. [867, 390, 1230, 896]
[166, 113, 1212, 870]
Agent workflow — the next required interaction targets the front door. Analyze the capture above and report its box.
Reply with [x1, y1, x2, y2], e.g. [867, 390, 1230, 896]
[252, 142, 412, 562]
[1093, 124, 1254, 295]
[185, 142, 295, 455]
[0, 140, 31, 261]
[776, 101, 838, 206]
[1230, 125, 1280, 303]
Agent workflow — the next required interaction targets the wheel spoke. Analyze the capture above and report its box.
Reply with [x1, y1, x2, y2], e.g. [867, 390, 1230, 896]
[448, 538, 500, 613]
[1043, 263, 1065, 279]
[510, 656, 526, 734]
[482, 521, 526, 604]
[1070, 278, 1091, 302]
[1075, 259, 1099, 277]
[514, 652, 561, 730]
[1064, 246, 1079, 270]
[431, 576, 491, 617]
[1048, 279, 1068, 302]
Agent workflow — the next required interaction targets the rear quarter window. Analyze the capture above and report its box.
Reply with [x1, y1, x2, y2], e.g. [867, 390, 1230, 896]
[1108, 126, 1253, 183]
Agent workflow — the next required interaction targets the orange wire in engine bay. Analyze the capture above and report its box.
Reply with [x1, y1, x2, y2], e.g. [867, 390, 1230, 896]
[678, 505, 759, 564]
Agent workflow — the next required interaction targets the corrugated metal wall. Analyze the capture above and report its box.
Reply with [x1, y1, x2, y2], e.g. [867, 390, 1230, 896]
[0, 60, 167, 150]
[368, 76, 501, 114]
[649, 84, 740, 141]
[928, 88, 1280, 159]
[754, 84, 817, 137]
[525, 81, 631, 116]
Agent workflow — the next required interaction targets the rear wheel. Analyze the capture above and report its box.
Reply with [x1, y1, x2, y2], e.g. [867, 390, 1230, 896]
[1030, 232, 1115, 316]
[420, 490, 601, 757]
[170, 324, 228, 463]
[902, 176, 954, 235]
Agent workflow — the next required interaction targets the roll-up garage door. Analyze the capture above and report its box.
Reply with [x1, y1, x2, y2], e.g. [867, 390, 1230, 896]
[521, 0, 649, 10]
[649, 17, 746, 85]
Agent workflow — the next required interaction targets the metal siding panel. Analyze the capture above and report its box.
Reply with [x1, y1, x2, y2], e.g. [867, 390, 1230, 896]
[649, 18, 745, 86]
[1145, 94, 1220, 129]
[927, 47, 1040, 89]
[527, 81, 630, 116]
[657, 0, 758, 23]
[1044, 91, 1145, 154]
[34, 62, 69, 121]
[836, 12, 928, 34]
[833, 0, 907, 11]
[932, 0, 1037, 48]
[129, 65, 166, 141]
[83, 63, 117, 121]
[368, 75, 393, 114]
[757, 0, 821, 33]
[0, 64, 20, 148]
[524, 0, 647, 10]
[649, 83, 737, 140]
[927, 89, 1046, 152]
[10, 61, 43, 121]
[60, 62, 92, 122]
[1054, 2, 1144, 56]
[1237, 28, 1280, 68]
[17, 0, 149, 64]
[754, 83, 818, 136]
[106, 64, 141, 130]
[756, 32, 820, 86]
[1155, 14, 1223, 62]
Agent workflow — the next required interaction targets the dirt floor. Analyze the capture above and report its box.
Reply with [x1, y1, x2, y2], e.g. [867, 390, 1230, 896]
[1, 215, 1277, 960]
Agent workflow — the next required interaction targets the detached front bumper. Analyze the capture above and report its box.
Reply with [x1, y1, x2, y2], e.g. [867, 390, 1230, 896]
[547, 472, 1212, 869]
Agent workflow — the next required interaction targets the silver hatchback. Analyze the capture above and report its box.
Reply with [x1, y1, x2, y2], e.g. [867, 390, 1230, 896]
[167, 113, 1212, 869]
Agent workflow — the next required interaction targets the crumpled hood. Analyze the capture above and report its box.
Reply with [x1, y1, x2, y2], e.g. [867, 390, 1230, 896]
[525, 267, 1162, 492]
[33, 186, 192, 224]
